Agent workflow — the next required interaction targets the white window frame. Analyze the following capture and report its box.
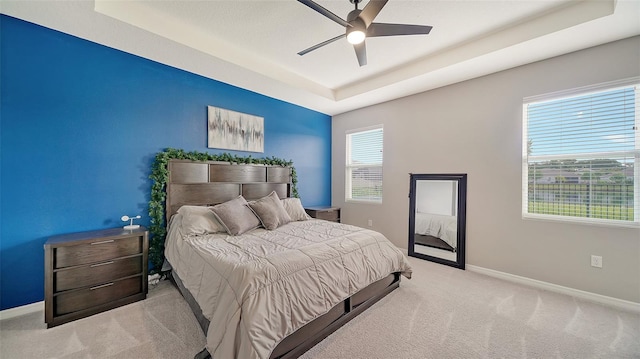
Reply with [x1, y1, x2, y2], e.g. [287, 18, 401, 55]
[522, 78, 640, 227]
[346, 125, 383, 204]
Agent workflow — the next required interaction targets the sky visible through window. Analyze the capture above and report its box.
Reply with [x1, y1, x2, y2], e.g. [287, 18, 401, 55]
[527, 86, 636, 158]
[349, 128, 383, 165]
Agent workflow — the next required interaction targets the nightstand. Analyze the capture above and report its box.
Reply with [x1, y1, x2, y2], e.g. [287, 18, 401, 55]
[305, 206, 341, 223]
[44, 227, 148, 328]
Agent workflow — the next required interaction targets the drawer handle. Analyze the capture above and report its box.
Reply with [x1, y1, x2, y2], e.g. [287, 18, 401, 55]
[90, 261, 114, 268]
[90, 282, 114, 290]
[90, 239, 115, 245]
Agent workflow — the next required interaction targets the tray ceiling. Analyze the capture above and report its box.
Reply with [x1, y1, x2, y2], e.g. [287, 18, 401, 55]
[2, 0, 639, 115]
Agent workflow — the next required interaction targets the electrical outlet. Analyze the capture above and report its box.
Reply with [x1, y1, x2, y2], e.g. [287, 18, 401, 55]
[367, 219, 373, 227]
[591, 255, 603, 268]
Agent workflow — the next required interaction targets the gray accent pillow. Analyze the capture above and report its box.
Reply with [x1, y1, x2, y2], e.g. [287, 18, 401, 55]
[281, 198, 311, 221]
[210, 196, 260, 235]
[248, 191, 292, 230]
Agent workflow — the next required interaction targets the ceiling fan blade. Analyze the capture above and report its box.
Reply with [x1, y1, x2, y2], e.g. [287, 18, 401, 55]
[354, 41, 367, 67]
[367, 23, 433, 37]
[298, 0, 351, 28]
[359, 0, 389, 27]
[298, 34, 346, 56]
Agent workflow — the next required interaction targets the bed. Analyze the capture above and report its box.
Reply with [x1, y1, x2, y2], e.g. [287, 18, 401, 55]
[414, 212, 457, 250]
[161, 159, 412, 359]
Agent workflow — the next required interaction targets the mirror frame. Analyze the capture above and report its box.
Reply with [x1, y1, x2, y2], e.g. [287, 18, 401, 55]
[408, 173, 467, 269]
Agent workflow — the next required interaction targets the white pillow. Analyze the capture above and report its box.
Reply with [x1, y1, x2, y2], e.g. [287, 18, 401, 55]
[177, 205, 224, 235]
[281, 198, 311, 221]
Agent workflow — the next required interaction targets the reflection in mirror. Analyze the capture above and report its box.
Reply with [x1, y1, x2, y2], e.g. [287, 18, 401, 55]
[408, 174, 467, 269]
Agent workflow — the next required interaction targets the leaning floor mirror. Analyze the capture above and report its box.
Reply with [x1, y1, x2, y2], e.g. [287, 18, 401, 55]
[408, 173, 467, 269]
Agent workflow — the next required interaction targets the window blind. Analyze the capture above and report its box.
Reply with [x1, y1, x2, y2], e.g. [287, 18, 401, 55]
[523, 81, 639, 226]
[346, 126, 383, 202]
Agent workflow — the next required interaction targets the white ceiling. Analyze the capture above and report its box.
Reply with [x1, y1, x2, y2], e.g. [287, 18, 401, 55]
[2, 1, 639, 115]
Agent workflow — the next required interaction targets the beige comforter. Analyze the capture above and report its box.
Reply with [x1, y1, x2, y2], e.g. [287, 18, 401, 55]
[165, 217, 412, 359]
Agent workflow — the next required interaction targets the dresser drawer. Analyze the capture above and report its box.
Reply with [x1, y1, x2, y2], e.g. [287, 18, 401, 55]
[54, 236, 142, 269]
[314, 209, 339, 221]
[54, 276, 142, 316]
[305, 207, 340, 222]
[55, 256, 143, 292]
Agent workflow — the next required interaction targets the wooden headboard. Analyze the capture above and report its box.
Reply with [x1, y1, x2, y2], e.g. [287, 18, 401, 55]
[166, 159, 292, 222]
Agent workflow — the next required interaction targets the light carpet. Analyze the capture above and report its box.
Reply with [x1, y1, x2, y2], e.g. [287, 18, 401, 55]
[1, 257, 638, 358]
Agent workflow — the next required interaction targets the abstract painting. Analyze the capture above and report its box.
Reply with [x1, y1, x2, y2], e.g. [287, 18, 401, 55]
[207, 106, 264, 152]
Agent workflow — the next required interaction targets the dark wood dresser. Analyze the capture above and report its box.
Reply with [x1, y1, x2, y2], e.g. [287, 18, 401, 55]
[305, 206, 341, 223]
[44, 227, 148, 328]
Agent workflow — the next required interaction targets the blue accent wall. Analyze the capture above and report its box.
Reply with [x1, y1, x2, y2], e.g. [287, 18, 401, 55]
[0, 15, 332, 310]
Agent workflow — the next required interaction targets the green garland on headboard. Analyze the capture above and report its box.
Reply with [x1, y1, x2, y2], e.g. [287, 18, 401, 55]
[147, 148, 298, 273]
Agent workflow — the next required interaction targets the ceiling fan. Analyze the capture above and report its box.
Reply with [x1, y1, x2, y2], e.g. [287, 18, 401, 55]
[297, 0, 433, 66]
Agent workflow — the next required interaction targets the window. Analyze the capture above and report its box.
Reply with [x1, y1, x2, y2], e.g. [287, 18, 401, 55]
[346, 125, 383, 203]
[522, 79, 639, 226]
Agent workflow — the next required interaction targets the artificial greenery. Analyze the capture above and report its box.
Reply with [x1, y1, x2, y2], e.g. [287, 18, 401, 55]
[147, 148, 298, 273]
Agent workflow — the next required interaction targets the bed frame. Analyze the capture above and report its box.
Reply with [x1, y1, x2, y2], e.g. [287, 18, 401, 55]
[164, 159, 401, 359]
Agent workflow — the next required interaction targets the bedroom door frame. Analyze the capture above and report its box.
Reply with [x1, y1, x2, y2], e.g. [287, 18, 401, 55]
[408, 173, 467, 269]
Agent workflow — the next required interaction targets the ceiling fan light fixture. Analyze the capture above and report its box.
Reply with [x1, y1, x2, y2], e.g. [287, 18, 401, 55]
[347, 29, 365, 44]
[346, 17, 366, 44]
[297, 0, 433, 65]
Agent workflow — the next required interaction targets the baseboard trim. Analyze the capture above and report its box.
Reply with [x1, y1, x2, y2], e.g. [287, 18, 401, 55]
[0, 301, 43, 321]
[467, 264, 640, 313]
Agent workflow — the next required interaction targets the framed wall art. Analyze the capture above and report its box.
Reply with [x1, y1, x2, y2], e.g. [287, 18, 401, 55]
[207, 106, 264, 152]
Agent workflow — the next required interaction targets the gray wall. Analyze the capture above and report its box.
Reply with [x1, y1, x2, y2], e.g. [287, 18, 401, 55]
[332, 36, 640, 303]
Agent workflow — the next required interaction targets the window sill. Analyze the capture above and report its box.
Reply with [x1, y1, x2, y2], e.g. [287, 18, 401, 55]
[345, 199, 383, 205]
[522, 213, 640, 229]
